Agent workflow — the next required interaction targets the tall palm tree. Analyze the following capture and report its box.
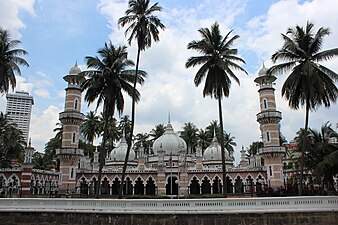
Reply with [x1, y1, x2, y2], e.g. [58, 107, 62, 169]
[134, 132, 151, 155]
[206, 120, 221, 142]
[180, 122, 198, 154]
[0, 28, 29, 94]
[81, 111, 100, 144]
[186, 22, 247, 196]
[118, 0, 165, 198]
[81, 43, 145, 198]
[150, 123, 165, 140]
[268, 21, 338, 194]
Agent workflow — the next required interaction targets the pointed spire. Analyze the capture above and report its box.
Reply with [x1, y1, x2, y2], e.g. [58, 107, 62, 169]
[28, 138, 31, 147]
[75, 60, 78, 67]
[168, 110, 171, 124]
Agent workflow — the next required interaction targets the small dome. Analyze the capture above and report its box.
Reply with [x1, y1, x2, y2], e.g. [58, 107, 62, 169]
[258, 64, 268, 76]
[110, 137, 135, 161]
[203, 135, 230, 161]
[153, 123, 187, 155]
[69, 62, 82, 75]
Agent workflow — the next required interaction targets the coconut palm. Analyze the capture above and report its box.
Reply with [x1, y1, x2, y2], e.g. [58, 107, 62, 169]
[134, 132, 151, 155]
[180, 122, 199, 154]
[81, 111, 100, 144]
[0, 28, 29, 94]
[81, 43, 146, 197]
[268, 21, 338, 194]
[206, 120, 221, 142]
[224, 132, 236, 160]
[150, 123, 165, 140]
[186, 22, 247, 196]
[197, 129, 209, 152]
[118, 0, 165, 198]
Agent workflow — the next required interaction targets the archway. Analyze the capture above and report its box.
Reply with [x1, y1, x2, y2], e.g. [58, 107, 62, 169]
[212, 176, 222, 194]
[226, 177, 233, 193]
[190, 177, 200, 195]
[134, 177, 144, 195]
[166, 176, 178, 195]
[235, 176, 244, 193]
[201, 177, 211, 194]
[111, 177, 120, 195]
[146, 177, 156, 195]
[80, 178, 88, 195]
[123, 177, 133, 195]
[101, 177, 110, 195]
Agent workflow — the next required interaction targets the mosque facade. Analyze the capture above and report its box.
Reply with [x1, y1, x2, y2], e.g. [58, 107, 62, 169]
[0, 64, 287, 197]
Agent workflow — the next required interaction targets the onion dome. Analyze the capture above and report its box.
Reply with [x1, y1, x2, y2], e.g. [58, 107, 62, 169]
[110, 137, 135, 161]
[153, 123, 187, 155]
[69, 62, 82, 75]
[203, 135, 230, 161]
[258, 63, 268, 76]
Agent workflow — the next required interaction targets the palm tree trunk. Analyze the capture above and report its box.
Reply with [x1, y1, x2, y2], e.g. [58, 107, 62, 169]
[96, 116, 108, 198]
[299, 100, 310, 195]
[218, 97, 227, 197]
[119, 47, 141, 199]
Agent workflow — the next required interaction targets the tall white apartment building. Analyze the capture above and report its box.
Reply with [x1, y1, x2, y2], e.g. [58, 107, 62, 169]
[6, 91, 34, 144]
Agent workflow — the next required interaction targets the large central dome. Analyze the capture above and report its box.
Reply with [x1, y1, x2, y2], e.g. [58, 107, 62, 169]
[153, 123, 187, 155]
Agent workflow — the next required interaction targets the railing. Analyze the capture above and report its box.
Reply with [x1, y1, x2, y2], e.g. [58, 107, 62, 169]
[0, 196, 337, 214]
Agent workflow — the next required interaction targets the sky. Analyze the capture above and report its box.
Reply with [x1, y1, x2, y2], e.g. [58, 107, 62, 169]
[0, 0, 337, 163]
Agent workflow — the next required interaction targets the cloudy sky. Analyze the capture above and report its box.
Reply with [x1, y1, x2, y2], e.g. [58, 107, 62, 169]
[0, 0, 337, 162]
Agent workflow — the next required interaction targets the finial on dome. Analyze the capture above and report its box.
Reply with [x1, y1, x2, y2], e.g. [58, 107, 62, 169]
[168, 111, 171, 124]
[75, 60, 78, 67]
[28, 138, 31, 147]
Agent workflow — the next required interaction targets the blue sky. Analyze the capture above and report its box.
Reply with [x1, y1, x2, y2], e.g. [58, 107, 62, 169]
[0, 0, 337, 161]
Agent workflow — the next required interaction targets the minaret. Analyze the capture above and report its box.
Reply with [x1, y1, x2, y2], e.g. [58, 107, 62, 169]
[254, 64, 285, 188]
[56, 63, 85, 192]
[21, 139, 34, 196]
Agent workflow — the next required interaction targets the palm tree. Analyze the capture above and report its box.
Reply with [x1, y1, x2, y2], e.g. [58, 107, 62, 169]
[268, 21, 338, 194]
[297, 122, 338, 194]
[180, 122, 198, 154]
[0, 28, 29, 94]
[224, 132, 236, 161]
[81, 111, 100, 144]
[186, 22, 247, 196]
[206, 120, 221, 142]
[150, 123, 165, 140]
[134, 132, 151, 155]
[118, 0, 165, 199]
[197, 129, 209, 152]
[81, 43, 145, 197]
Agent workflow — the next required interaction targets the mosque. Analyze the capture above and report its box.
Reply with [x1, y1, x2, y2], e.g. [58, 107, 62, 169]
[0, 63, 288, 197]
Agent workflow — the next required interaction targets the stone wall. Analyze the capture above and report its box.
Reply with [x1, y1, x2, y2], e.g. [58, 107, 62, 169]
[2, 211, 338, 225]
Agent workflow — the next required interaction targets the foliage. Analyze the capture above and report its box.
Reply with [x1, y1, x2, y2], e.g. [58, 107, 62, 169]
[0, 112, 25, 168]
[268, 21, 338, 194]
[118, 0, 165, 199]
[186, 22, 247, 195]
[0, 28, 29, 94]
[180, 122, 198, 153]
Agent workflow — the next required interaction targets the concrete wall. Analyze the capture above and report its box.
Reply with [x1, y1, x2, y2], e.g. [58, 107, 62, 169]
[1, 211, 338, 225]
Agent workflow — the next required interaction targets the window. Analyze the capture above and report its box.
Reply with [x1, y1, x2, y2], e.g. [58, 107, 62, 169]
[262, 98, 268, 109]
[266, 131, 270, 142]
[72, 132, 76, 144]
[269, 166, 273, 177]
[74, 99, 78, 110]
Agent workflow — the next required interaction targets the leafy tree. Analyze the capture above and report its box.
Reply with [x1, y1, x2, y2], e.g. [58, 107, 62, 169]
[32, 152, 55, 170]
[0, 112, 25, 168]
[186, 22, 247, 196]
[297, 122, 338, 193]
[150, 123, 165, 140]
[180, 122, 198, 153]
[134, 132, 152, 155]
[246, 141, 264, 157]
[81, 111, 100, 144]
[118, 0, 165, 199]
[197, 129, 209, 152]
[0, 28, 29, 94]
[268, 21, 338, 194]
[81, 43, 145, 198]
[224, 132, 236, 160]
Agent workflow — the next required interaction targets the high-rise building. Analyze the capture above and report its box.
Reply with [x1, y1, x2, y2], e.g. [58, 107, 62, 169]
[6, 91, 34, 143]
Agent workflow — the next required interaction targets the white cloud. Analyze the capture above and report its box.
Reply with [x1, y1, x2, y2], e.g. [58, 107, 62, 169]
[30, 105, 61, 152]
[0, 0, 35, 38]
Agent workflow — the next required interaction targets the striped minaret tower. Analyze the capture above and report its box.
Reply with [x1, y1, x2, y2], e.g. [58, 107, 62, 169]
[254, 64, 285, 188]
[56, 63, 85, 192]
